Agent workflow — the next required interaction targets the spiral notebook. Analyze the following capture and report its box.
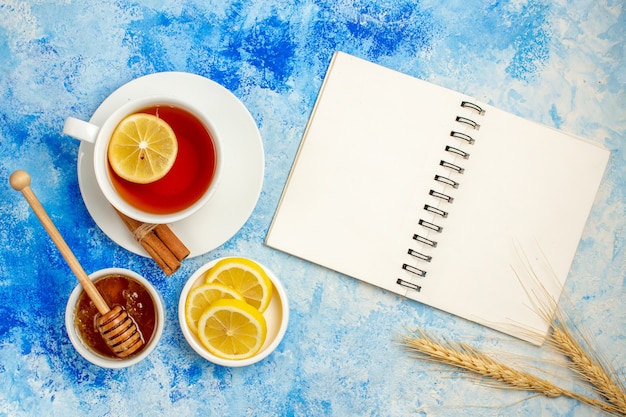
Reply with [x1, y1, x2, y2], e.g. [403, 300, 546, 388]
[266, 52, 609, 345]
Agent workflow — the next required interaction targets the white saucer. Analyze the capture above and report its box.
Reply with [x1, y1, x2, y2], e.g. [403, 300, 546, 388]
[77, 72, 264, 258]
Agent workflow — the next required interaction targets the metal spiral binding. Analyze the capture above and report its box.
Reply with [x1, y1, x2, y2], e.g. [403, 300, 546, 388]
[424, 204, 448, 218]
[418, 219, 443, 233]
[413, 234, 437, 247]
[434, 175, 459, 189]
[402, 263, 427, 277]
[461, 101, 486, 115]
[455, 116, 481, 130]
[408, 248, 432, 261]
[450, 131, 475, 144]
[399, 100, 485, 292]
[397, 279, 421, 292]
[445, 145, 470, 159]
[429, 189, 454, 203]
[440, 160, 465, 173]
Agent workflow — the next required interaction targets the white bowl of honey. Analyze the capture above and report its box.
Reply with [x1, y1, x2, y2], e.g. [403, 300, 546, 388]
[65, 268, 164, 368]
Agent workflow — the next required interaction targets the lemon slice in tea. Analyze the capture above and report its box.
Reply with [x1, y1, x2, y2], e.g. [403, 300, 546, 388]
[197, 298, 268, 360]
[108, 113, 178, 184]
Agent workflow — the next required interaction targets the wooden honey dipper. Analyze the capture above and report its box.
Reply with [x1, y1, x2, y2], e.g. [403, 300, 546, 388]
[10, 170, 144, 358]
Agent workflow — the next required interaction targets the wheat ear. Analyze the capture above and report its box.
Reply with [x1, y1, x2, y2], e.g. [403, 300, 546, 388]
[549, 320, 626, 415]
[400, 328, 622, 415]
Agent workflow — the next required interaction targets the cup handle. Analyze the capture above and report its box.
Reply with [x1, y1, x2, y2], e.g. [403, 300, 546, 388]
[63, 117, 100, 143]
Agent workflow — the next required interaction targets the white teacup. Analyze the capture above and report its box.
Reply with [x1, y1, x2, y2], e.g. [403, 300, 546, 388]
[64, 96, 222, 224]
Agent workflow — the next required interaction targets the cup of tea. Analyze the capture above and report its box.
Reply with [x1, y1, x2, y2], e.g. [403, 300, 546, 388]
[64, 96, 222, 224]
[65, 268, 165, 368]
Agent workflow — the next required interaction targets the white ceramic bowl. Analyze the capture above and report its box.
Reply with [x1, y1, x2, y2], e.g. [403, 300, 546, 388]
[65, 268, 165, 369]
[178, 257, 289, 367]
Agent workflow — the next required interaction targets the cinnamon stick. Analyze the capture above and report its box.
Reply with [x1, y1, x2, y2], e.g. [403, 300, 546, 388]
[152, 224, 190, 261]
[113, 208, 189, 275]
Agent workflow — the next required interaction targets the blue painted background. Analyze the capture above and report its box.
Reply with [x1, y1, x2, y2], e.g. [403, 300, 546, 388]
[1, 1, 624, 416]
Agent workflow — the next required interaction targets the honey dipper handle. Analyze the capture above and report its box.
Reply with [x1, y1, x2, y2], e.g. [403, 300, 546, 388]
[10, 170, 111, 315]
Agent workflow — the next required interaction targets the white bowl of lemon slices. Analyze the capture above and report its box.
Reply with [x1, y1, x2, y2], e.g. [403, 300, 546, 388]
[178, 257, 289, 367]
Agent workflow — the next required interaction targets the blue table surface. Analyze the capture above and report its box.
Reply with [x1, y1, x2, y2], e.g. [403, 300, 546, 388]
[1, 1, 624, 416]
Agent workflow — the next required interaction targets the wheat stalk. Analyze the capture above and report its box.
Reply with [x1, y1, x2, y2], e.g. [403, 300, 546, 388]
[401, 328, 623, 415]
[511, 242, 626, 414]
[549, 319, 626, 415]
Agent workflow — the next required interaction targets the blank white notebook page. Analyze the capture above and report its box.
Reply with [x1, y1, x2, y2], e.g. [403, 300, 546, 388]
[266, 52, 609, 345]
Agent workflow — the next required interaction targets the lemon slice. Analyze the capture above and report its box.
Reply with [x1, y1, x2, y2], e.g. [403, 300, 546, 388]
[185, 283, 245, 334]
[108, 113, 178, 184]
[203, 257, 273, 313]
[197, 298, 267, 360]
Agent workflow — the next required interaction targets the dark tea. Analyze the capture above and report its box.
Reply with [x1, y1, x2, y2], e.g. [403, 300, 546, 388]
[109, 105, 217, 214]
[74, 274, 157, 358]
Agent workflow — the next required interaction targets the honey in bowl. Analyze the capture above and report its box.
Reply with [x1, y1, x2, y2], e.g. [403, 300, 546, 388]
[74, 274, 157, 358]
[108, 105, 218, 214]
